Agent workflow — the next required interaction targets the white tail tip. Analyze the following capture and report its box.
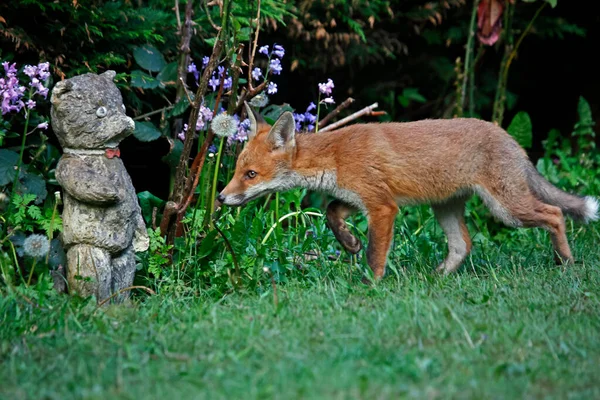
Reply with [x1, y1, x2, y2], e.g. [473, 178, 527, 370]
[584, 196, 599, 222]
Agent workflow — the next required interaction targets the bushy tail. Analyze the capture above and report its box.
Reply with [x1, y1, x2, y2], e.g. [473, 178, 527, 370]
[525, 164, 598, 223]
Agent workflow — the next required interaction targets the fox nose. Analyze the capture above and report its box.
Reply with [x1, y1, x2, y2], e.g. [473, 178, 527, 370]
[216, 193, 225, 204]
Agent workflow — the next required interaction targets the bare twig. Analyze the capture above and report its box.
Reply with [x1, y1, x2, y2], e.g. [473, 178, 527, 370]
[203, 0, 220, 31]
[175, 0, 194, 104]
[233, 80, 267, 115]
[318, 97, 355, 128]
[97, 286, 156, 308]
[175, 0, 182, 31]
[247, 0, 262, 91]
[134, 105, 175, 121]
[319, 102, 384, 132]
[227, 44, 245, 113]
[161, 0, 230, 243]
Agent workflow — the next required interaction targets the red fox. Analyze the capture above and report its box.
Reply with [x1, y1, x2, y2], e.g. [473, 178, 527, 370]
[218, 103, 598, 279]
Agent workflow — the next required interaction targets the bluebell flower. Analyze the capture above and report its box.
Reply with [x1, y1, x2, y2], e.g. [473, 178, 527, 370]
[252, 67, 263, 81]
[318, 78, 334, 96]
[269, 58, 282, 75]
[259, 45, 269, 55]
[273, 44, 285, 58]
[267, 82, 278, 95]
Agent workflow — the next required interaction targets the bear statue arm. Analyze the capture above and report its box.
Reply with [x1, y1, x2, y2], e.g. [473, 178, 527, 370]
[56, 157, 121, 205]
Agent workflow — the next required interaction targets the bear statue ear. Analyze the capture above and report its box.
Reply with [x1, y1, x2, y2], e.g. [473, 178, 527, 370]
[101, 70, 117, 81]
[51, 80, 73, 103]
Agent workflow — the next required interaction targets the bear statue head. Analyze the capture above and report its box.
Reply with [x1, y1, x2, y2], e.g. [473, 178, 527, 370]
[50, 70, 134, 150]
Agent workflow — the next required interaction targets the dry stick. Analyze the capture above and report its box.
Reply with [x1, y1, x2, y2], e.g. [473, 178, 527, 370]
[175, 0, 182, 31]
[318, 97, 355, 129]
[319, 103, 384, 133]
[203, 0, 220, 31]
[179, 67, 227, 220]
[133, 105, 175, 121]
[227, 44, 245, 113]
[246, 0, 262, 91]
[175, 0, 194, 104]
[233, 80, 267, 115]
[160, 7, 228, 238]
[96, 286, 156, 308]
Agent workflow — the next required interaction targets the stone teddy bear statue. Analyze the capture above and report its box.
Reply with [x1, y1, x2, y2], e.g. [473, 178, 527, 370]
[50, 71, 149, 301]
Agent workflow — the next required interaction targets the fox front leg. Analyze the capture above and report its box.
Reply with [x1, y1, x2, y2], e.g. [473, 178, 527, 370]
[326, 200, 362, 254]
[365, 202, 399, 280]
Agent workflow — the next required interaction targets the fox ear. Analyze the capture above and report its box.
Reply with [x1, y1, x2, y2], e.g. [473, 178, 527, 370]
[266, 111, 296, 150]
[244, 101, 267, 141]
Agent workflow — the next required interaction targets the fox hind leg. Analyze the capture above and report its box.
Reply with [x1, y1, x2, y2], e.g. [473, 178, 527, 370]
[326, 200, 362, 254]
[432, 197, 472, 274]
[477, 185, 573, 264]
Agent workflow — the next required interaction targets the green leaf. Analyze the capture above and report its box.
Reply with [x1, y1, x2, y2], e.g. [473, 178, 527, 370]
[577, 96, 593, 127]
[137, 191, 165, 224]
[131, 70, 160, 89]
[507, 111, 533, 149]
[133, 44, 166, 72]
[198, 229, 220, 259]
[19, 172, 47, 204]
[134, 121, 162, 142]
[0, 149, 19, 186]
[169, 98, 190, 117]
[157, 62, 178, 86]
[545, 0, 557, 8]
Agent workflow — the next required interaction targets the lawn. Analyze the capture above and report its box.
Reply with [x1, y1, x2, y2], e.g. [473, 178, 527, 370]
[1, 225, 600, 400]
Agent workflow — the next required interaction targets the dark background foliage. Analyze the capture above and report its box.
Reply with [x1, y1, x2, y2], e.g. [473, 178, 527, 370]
[1, 0, 597, 199]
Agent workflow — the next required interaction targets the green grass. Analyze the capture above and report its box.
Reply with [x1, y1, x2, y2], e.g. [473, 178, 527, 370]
[1, 224, 600, 400]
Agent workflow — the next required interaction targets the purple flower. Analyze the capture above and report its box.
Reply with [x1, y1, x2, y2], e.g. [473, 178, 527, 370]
[252, 67, 263, 81]
[37, 121, 48, 130]
[188, 62, 199, 81]
[259, 45, 269, 55]
[37, 62, 50, 81]
[36, 86, 49, 99]
[1, 62, 25, 114]
[273, 44, 285, 59]
[293, 113, 305, 131]
[269, 58, 282, 75]
[223, 76, 233, 90]
[306, 102, 316, 112]
[23, 65, 38, 78]
[208, 73, 220, 91]
[208, 144, 218, 154]
[321, 97, 335, 105]
[200, 105, 214, 122]
[202, 56, 210, 68]
[318, 78, 334, 96]
[178, 124, 189, 141]
[267, 82, 278, 95]
[26, 99, 36, 109]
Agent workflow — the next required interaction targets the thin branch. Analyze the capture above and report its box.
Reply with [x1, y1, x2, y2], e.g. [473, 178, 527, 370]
[175, 0, 182, 31]
[203, 0, 220, 31]
[133, 105, 174, 121]
[319, 103, 384, 132]
[247, 0, 262, 91]
[318, 97, 355, 128]
[175, 0, 194, 104]
[233, 80, 267, 115]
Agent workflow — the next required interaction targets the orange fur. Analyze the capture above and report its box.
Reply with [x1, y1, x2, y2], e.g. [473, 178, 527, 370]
[218, 106, 597, 279]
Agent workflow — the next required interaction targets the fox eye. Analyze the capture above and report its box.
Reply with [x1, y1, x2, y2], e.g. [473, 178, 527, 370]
[246, 170, 257, 179]
[96, 106, 107, 118]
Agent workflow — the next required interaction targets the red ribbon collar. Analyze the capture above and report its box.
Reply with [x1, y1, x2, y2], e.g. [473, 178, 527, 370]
[105, 148, 121, 159]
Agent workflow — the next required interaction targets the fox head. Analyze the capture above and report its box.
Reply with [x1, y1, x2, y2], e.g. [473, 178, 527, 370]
[217, 103, 297, 206]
